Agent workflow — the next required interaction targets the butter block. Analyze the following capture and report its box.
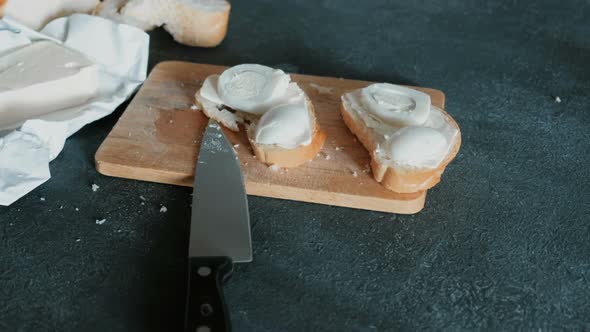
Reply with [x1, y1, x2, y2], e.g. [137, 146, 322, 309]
[0, 41, 99, 129]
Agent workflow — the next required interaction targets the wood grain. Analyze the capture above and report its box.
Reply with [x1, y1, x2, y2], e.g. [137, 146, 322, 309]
[95, 61, 447, 214]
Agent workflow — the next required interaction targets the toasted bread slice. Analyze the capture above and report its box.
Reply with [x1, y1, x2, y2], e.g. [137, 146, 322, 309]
[341, 87, 461, 193]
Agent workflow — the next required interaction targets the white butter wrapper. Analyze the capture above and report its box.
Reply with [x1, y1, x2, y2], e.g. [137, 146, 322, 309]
[0, 14, 149, 206]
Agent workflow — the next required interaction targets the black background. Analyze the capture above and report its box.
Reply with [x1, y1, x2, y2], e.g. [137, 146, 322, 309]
[1, 0, 589, 331]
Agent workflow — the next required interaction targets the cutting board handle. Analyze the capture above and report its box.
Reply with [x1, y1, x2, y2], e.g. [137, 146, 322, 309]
[185, 256, 233, 332]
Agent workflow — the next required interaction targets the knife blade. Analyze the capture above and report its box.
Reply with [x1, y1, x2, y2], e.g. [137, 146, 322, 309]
[185, 119, 252, 332]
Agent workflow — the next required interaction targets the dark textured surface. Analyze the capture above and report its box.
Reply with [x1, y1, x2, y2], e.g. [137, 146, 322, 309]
[1, 0, 589, 331]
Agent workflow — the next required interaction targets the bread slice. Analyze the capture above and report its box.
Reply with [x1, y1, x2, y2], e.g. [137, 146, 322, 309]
[341, 87, 461, 194]
[195, 70, 326, 168]
[94, 0, 230, 47]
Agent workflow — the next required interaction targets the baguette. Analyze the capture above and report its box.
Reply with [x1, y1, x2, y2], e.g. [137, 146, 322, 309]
[94, 0, 230, 47]
[195, 64, 326, 168]
[341, 84, 461, 193]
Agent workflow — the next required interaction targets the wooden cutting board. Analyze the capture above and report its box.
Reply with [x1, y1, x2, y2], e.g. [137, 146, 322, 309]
[95, 61, 447, 214]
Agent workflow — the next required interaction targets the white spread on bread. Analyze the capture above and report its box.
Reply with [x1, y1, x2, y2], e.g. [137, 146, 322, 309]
[360, 83, 430, 126]
[255, 100, 313, 149]
[342, 84, 458, 170]
[199, 64, 314, 149]
[0, 41, 99, 130]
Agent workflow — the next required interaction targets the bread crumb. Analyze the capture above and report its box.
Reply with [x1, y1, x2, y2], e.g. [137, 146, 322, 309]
[190, 104, 199, 110]
[269, 164, 280, 172]
[169, 120, 174, 124]
[309, 83, 334, 95]
[76, 239, 81, 242]
[128, 132, 132, 137]
[352, 171, 358, 177]
[141, 202, 145, 206]
[40, 197, 45, 201]
[335, 146, 343, 151]
[194, 140, 198, 144]
[555, 96, 562, 103]
[59, 205, 64, 209]
[338, 77, 344, 80]
[325, 154, 331, 160]
[139, 195, 146, 201]
[95, 219, 106, 225]
[75, 207, 79, 211]
[244, 162, 248, 166]
[217, 133, 223, 138]
[160, 206, 168, 213]
[233, 144, 240, 148]
[316, 153, 321, 157]
[92, 184, 100, 192]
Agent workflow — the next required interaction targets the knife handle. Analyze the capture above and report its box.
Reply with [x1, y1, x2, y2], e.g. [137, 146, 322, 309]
[185, 256, 233, 332]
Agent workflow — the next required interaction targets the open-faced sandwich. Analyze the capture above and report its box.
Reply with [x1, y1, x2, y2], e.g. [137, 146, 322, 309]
[341, 83, 461, 193]
[195, 64, 327, 167]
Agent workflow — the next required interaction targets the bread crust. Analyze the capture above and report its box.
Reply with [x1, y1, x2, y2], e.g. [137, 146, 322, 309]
[341, 101, 461, 194]
[164, 2, 230, 47]
[0, 0, 6, 17]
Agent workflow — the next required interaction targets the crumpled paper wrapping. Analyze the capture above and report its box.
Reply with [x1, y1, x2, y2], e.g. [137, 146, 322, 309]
[0, 14, 149, 206]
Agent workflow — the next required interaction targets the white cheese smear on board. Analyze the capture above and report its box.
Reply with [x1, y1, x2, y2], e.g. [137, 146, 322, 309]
[0, 14, 149, 206]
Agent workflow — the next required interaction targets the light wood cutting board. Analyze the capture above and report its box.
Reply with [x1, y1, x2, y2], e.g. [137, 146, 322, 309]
[95, 61, 447, 214]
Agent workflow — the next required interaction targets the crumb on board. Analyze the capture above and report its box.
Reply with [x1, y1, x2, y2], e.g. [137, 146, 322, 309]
[309, 82, 334, 95]
[128, 132, 132, 137]
[555, 96, 562, 103]
[194, 140, 198, 144]
[325, 154, 331, 160]
[160, 206, 168, 213]
[92, 184, 100, 192]
[268, 164, 280, 172]
[169, 120, 174, 124]
[141, 202, 145, 206]
[352, 171, 358, 177]
[335, 146, 343, 151]
[244, 162, 248, 166]
[76, 239, 81, 242]
[190, 104, 199, 110]
[233, 144, 240, 148]
[316, 153, 321, 157]
[75, 208, 79, 211]
[59, 205, 64, 209]
[139, 195, 146, 201]
[95, 219, 106, 225]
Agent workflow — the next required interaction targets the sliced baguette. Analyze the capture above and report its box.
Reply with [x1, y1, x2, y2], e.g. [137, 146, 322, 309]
[341, 91, 461, 194]
[94, 0, 230, 47]
[195, 90, 326, 168]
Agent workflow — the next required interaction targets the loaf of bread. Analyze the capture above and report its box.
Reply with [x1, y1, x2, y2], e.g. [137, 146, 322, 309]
[341, 83, 461, 193]
[195, 64, 327, 167]
[94, 0, 230, 47]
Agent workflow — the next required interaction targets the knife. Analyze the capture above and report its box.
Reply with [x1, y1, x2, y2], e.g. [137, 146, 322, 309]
[185, 120, 252, 332]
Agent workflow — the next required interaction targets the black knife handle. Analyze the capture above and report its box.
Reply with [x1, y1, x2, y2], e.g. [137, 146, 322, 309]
[185, 256, 233, 332]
